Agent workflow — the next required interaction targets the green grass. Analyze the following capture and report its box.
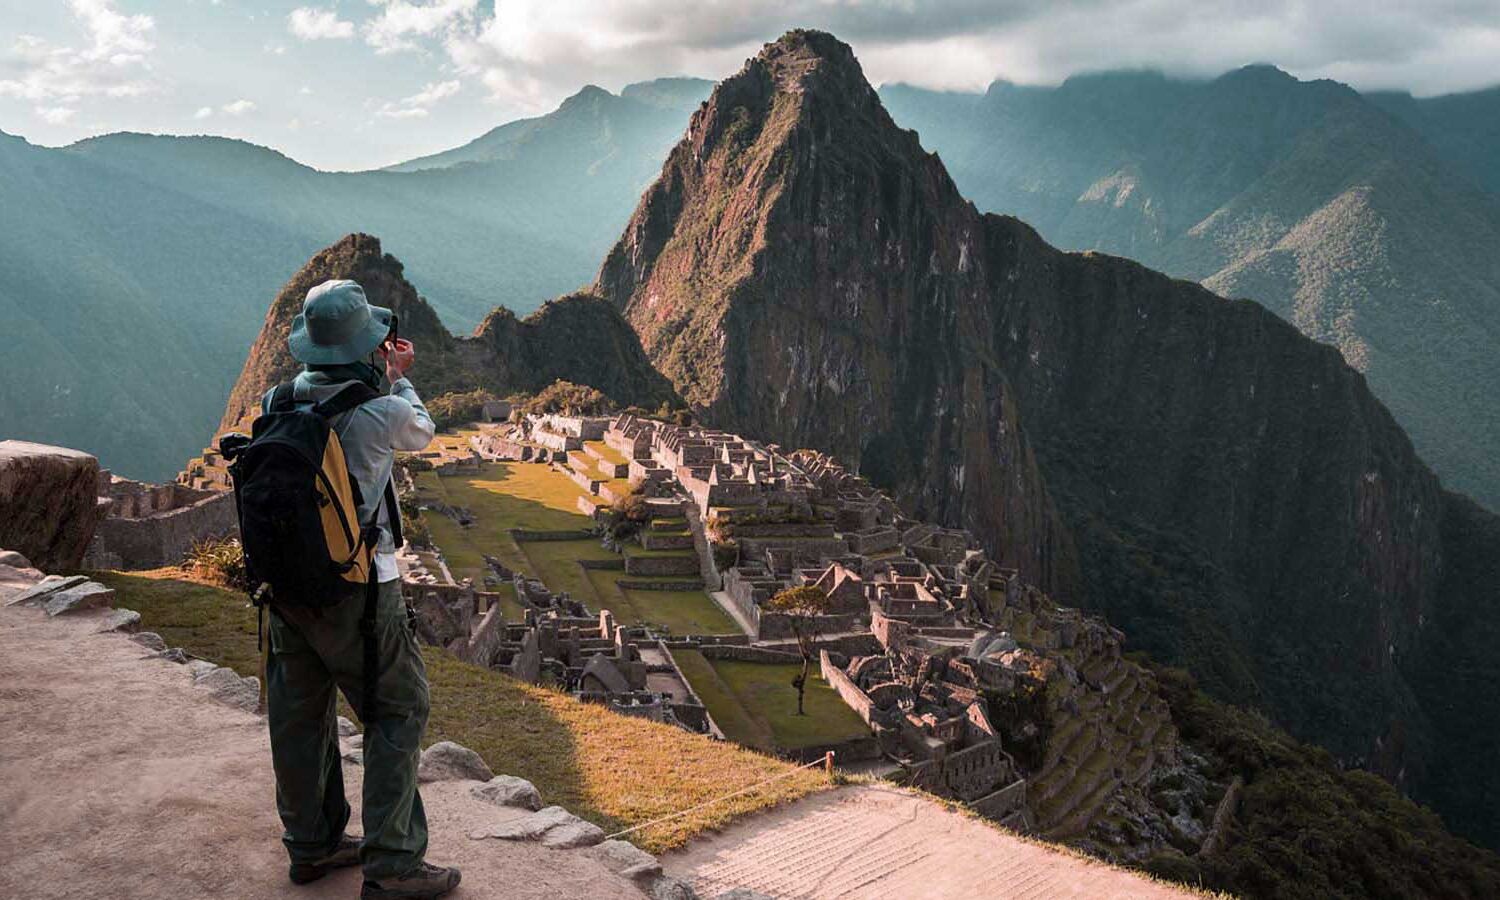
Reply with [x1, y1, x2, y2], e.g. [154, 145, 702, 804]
[93, 570, 261, 676]
[414, 460, 732, 634]
[673, 650, 872, 752]
[91, 568, 831, 853]
[583, 440, 630, 467]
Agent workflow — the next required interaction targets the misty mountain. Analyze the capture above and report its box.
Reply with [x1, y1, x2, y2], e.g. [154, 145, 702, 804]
[0, 79, 709, 481]
[878, 70, 1500, 511]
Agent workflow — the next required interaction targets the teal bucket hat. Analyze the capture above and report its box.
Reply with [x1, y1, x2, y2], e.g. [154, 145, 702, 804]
[287, 279, 394, 365]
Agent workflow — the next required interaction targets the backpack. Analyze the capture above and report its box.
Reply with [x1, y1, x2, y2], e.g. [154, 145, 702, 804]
[221, 380, 402, 720]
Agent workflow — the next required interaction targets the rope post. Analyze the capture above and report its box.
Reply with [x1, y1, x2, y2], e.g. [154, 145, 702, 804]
[824, 750, 835, 778]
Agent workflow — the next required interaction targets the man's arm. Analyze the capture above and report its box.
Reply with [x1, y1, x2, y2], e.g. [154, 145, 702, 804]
[387, 377, 435, 451]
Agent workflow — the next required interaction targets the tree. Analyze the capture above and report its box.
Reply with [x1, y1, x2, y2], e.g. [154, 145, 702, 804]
[766, 585, 834, 716]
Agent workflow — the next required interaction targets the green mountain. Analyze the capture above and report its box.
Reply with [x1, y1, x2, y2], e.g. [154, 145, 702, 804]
[879, 70, 1500, 511]
[0, 79, 709, 482]
[1369, 86, 1500, 196]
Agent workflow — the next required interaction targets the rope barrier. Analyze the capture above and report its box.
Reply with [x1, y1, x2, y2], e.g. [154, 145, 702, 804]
[605, 751, 835, 841]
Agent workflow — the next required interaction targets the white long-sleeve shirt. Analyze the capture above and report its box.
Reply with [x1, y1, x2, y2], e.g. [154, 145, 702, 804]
[261, 372, 435, 583]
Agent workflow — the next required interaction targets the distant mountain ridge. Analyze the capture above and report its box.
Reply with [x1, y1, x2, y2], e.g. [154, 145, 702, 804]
[877, 68, 1500, 510]
[596, 29, 1500, 852]
[0, 79, 706, 481]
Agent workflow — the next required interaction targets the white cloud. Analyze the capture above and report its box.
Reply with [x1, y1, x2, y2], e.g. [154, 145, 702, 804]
[0, 1, 156, 103]
[375, 78, 462, 118]
[405, 79, 461, 105]
[365, 0, 481, 54]
[376, 105, 429, 119]
[194, 106, 214, 119]
[221, 99, 257, 115]
[36, 105, 77, 124]
[299, 85, 314, 95]
[288, 7, 356, 41]
[430, 0, 1500, 110]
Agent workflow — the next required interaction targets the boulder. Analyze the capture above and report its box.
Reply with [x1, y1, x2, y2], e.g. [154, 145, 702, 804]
[337, 716, 359, 737]
[5, 574, 89, 608]
[650, 877, 700, 900]
[154, 648, 190, 664]
[0, 441, 102, 572]
[130, 632, 168, 652]
[717, 891, 774, 900]
[95, 608, 141, 633]
[43, 582, 115, 616]
[0, 550, 32, 568]
[187, 659, 220, 680]
[470, 805, 605, 849]
[589, 839, 661, 885]
[470, 775, 543, 812]
[194, 666, 261, 712]
[417, 741, 494, 783]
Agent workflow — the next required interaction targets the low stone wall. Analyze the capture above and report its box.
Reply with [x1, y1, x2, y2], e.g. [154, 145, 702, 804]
[1198, 775, 1244, 856]
[661, 634, 753, 649]
[970, 779, 1028, 819]
[615, 579, 701, 591]
[756, 610, 865, 641]
[624, 554, 699, 577]
[89, 490, 238, 570]
[578, 557, 626, 571]
[822, 649, 876, 726]
[510, 529, 596, 542]
[698, 645, 802, 664]
[640, 531, 694, 551]
[727, 522, 836, 538]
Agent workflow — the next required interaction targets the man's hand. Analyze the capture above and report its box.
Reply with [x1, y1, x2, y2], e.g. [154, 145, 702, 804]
[379, 338, 415, 383]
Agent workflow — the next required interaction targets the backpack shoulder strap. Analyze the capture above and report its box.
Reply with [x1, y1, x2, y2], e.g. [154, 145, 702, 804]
[268, 382, 298, 413]
[312, 382, 381, 421]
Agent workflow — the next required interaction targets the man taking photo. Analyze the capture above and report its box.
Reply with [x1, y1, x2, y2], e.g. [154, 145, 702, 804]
[256, 279, 460, 899]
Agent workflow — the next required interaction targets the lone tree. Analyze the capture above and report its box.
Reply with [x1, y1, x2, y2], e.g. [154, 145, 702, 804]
[766, 584, 834, 716]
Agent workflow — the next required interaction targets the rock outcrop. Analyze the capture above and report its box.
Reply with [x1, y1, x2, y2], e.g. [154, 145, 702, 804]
[0, 441, 102, 572]
[595, 30, 1500, 847]
[215, 233, 679, 436]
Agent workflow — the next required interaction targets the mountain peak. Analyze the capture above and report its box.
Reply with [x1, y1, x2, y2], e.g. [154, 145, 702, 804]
[560, 84, 615, 110]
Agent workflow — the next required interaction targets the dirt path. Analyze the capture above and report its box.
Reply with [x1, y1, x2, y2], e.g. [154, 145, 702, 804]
[0, 601, 642, 900]
[663, 783, 1199, 900]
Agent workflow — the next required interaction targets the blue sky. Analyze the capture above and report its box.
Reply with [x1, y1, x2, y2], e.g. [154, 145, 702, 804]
[2, 1, 1498, 171]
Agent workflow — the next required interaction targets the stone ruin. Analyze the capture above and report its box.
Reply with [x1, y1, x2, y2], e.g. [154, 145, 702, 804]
[82, 470, 237, 570]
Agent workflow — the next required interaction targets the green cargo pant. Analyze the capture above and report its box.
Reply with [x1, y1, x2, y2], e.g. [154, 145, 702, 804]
[266, 579, 430, 879]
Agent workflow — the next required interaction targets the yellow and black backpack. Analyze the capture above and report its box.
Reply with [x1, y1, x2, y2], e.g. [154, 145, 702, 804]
[222, 381, 401, 717]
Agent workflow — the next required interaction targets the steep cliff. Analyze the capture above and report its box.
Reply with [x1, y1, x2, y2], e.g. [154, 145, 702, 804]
[596, 32, 1076, 595]
[218, 233, 677, 434]
[595, 31, 1500, 848]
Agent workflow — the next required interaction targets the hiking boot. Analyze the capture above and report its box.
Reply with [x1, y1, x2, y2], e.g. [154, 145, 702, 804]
[361, 863, 462, 899]
[288, 833, 362, 885]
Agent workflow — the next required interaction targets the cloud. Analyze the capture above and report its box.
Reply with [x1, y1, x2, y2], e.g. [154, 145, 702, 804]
[376, 78, 462, 118]
[428, 0, 1500, 110]
[288, 7, 356, 41]
[0, 0, 156, 103]
[193, 105, 213, 119]
[221, 99, 257, 115]
[36, 105, 77, 124]
[365, 0, 481, 54]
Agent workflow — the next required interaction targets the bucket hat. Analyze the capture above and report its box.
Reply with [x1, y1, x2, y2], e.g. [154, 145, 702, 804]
[287, 279, 394, 365]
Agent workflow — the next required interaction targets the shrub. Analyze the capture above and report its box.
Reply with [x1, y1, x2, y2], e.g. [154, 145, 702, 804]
[183, 537, 251, 592]
[711, 540, 739, 570]
[427, 389, 499, 430]
[520, 380, 617, 417]
[609, 490, 651, 540]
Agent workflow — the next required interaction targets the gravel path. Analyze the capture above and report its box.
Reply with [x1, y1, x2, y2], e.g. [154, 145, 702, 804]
[663, 783, 1199, 900]
[0, 599, 642, 900]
